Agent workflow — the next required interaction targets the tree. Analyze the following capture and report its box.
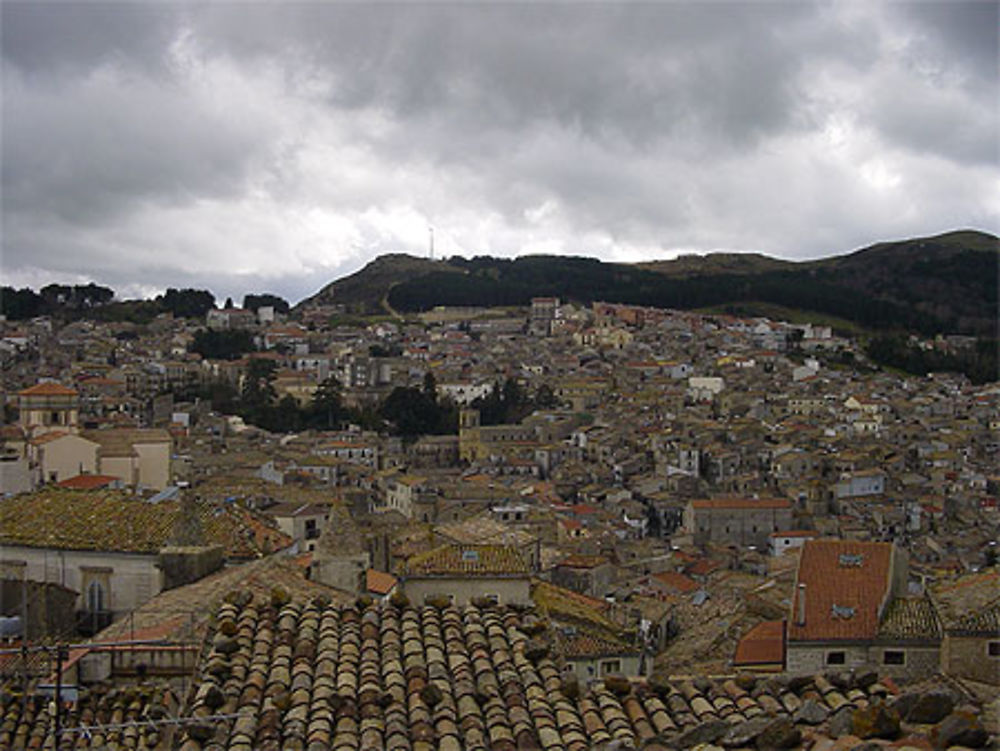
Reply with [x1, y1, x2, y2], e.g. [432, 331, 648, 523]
[0, 287, 44, 319]
[224, 297, 234, 309]
[159, 288, 216, 318]
[243, 293, 290, 314]
[423, 371, 438, 398]
[190, 328, 256, 360]
[535, 383, 559, 409]
[310, 376, 345, 429]
[241, 359, 277, 413]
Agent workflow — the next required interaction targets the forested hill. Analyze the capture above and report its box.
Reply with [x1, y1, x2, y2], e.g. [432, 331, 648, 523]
[370, 230, 998, 337]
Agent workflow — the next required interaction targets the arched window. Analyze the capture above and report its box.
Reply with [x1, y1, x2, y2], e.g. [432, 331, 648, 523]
[87, 581, 105, 613]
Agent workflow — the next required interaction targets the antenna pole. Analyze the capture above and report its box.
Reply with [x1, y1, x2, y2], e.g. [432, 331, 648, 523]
[429, 226, 435, 261]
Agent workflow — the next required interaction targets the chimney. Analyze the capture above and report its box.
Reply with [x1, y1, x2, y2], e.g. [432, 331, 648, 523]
[796, 583, 807, 626]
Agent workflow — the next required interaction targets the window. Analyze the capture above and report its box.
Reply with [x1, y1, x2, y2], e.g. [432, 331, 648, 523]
[87, 581, 106, 613]
[826, 651, 846, 665]
[600, 660, 621, 675]
[988, 641, 1000, 658]
[883, 650, 905, 665]
[483, 594, 500, 605]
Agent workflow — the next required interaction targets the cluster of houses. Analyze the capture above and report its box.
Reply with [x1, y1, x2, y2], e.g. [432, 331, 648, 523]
[1, 295, 997, 741]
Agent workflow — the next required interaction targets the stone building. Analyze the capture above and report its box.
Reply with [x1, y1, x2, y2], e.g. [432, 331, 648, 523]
[786, 539, 942, 680]
[941, 597, 1000, 685]
[684, 497, 794, 549]
[310, 504, 371, 593]
[402, 543, 531, 607]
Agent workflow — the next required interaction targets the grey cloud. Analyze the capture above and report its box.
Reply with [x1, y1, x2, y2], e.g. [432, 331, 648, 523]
[894, 1, 999, 83]
[1, 3, 179, 77]
[2, 63, 280, 226]
[1, 2, 996, 303]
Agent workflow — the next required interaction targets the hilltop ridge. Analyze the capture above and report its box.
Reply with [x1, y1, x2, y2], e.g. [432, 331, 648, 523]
[298, 230, 998, 338]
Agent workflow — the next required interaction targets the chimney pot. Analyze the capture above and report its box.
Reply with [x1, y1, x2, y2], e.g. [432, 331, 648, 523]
[797, 583, 807, 626]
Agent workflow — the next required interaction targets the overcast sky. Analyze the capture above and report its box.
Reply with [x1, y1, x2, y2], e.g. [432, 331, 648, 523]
[2, 2, 997, 305]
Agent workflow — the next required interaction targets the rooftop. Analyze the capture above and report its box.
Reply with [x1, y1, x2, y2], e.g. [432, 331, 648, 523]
[0, 489, 291, 558]
[406, 543, 530, 577]
[691, 498, 792, 510]
[733, 619, 785, 666]
[787, 539, 894, 643]
[18, 381, 78, 396]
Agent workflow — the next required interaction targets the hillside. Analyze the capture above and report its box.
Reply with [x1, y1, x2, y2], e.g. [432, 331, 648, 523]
[299, 230, 998, 337]
[637, 252, 795, 277]
[296, 254, 464, 315]
[808, 230, 998, 336]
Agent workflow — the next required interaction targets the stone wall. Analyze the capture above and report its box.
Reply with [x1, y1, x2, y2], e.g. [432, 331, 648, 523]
[943, 635, 1000, 685]
[158, 545, 224, 591]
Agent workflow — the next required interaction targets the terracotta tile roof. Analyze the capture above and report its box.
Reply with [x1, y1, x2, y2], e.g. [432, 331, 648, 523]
[560, 631, 632, 658]
[691, 497, 791, 510]
[366, 568, 398, 595]
[56, 474, 120, 490]
[531, 580, 617, 632]
[0, 488, 291, 558]
[28, 430, 75, 446]
[733, 620, 785, 666]
[787, 539, 894, 643]
[685, 558, 726, 577]
[877, 597, 942, 641]
[558, 554, 610, 569]
[652, 571, 700, 594]
[406, 543, 530, 576]
[18, 381, 78, 396]
[158, 595, 916, 751]
[948, 596, 1000, 637]
[1, 424, 26, 440]
[0, 682, 180, 749]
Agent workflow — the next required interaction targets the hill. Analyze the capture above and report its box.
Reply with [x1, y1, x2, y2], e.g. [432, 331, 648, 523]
[296, 254, 463, 315]
[298, 230, 997, 338]
[637, 252, 795, 277]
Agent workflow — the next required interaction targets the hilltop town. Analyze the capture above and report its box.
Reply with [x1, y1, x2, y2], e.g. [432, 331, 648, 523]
[1, 290, 997, 750]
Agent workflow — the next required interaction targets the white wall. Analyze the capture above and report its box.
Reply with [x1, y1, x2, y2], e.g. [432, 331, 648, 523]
[0, 545, 163, 615]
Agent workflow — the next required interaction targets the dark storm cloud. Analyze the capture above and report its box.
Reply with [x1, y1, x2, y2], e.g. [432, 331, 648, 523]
[1, 3, 178, 76]
[896, 0, 999, 82]
[1, 2, 996, 303]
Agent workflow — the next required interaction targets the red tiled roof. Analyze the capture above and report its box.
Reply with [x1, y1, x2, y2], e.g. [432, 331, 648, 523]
[691, 498, 791, 510]
[787, 540, 894, 643]
[406, 544, 530, 577]
[56, 474, 119, 490]
[561, 632, 633, 658]
[651, 571, 699, 594]
[19, 382, 78, 396]
[685, 558, 725, 577]
[558, 554, 609, 569]
[734, 620, 785, 666]
[366, 568, 398, 595]
[28, 431, 74, 446]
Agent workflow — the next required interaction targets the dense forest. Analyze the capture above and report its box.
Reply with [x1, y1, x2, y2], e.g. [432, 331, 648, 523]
[387, 259, 953, 334]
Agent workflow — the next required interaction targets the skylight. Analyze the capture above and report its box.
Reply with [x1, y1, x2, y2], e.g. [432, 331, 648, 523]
[831, 604, 856, 619]
[838, 553, 864, 567]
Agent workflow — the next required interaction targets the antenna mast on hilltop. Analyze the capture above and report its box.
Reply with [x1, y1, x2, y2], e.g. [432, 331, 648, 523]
[428, 226, 435, 261]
